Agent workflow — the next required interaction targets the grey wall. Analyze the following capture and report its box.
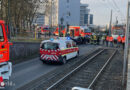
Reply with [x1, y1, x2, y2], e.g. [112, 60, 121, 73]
[10, 42, 40, 64]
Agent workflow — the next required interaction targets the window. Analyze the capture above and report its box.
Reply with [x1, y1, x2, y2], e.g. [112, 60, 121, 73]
[84, 29, 91, 33]
[41, 42, 59, 50]
[72, 41, 77, 47]
[76, 29, 79, 32]
[66, 42, 71, 48]
[0, 25, 4, 42]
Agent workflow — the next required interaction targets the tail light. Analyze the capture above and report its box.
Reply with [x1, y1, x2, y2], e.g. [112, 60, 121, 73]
[0, 76, 5, 87]
[0, 77, 3, 82]
[0, 82, 5, 87]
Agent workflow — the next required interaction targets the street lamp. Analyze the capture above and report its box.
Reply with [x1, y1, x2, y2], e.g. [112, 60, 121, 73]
[59, 17, 64, 37]
[122, 0, 130, 86]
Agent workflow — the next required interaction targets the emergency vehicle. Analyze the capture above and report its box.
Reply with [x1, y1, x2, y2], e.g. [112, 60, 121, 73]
[53, 27, 66, 36]
[111, 24, 125, 40]
[80, 26, 92, 37]
[0, 20, 12, 87]
[40, 37, 79, 64]
[69, 26, 80, 37]
[41, 26, 50, 35]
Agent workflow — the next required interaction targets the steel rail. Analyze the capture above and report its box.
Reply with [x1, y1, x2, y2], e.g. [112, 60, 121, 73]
[87, 50, 117, 89]
[46, 49, 105, 90]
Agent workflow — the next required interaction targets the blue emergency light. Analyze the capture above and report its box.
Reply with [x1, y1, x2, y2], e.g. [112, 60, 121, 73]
[50, 38, 54, 41]
[67, 37, 71, 40]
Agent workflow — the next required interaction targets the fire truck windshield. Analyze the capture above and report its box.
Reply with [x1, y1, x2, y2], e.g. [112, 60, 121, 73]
[84, 29, 91, 33]
[41, 42, 59, 50]
[0, 25, 4, 42]
[112, 29, 124, 35]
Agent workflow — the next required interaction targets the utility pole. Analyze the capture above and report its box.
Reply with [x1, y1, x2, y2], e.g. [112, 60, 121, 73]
[116, 16, 118, 25]
[59, 17, 64, 37]
[50, 0, 53, 34]
[122, 1, 130, 86]
[109, 10, 112, 36]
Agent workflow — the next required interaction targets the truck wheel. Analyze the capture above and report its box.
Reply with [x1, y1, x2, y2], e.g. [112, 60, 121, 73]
[62, 57, 66, 64]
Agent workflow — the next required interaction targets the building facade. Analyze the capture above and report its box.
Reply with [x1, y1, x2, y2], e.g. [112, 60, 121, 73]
[44, 0, 80, 26]
[58, 0, 80, 26]
[80, 4, 90, 26]
[44, 0, 93, 27]
[89, 14, 93, 25]
[33, 13, 45, 26]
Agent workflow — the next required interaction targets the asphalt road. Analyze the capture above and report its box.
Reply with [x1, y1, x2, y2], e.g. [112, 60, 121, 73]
[5, 45, 101, 90]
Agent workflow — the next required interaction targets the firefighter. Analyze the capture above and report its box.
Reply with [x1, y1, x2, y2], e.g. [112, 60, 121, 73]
[109, 36, 114, 47]
[97, 35, 100, 45]
[117, 35, 122, 48]
[86, 35, 90, 44]
[101, 35, 105, 45]
[106, 36, 109, 47]
[122, 36, 125, 49]
[90, 35, 93, 44]
[82, 37, 86, 44]
[93, 34, 97, 45]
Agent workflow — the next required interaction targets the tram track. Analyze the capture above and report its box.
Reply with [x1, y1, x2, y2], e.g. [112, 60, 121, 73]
[17, 48, 102, 90]
[46, 49, 117, 90]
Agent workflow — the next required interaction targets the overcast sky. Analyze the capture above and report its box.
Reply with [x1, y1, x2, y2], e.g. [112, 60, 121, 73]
[81, 0, 127, 25]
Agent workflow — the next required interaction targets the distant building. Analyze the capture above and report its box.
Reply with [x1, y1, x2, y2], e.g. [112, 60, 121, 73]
[44, 0, 80, 26]
[89, 14, 93, 25]
[33, 13, 45, 26]
[58, 0, 80, 26]
[44, 0, 93, 26]
[44, 0, 59, 26]
[80, 4, 90, 26]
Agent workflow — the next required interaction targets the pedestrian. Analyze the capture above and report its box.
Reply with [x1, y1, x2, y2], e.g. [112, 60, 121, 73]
[122, 36, 125, 49]
[117, 35, 122, 48]
[86, 35, 90, 44]
[93, 35, 97, 45]
[97, 35, 100, 45]
[101, 35, 105, 45]
[106, 36, 109, 47]
[90, 35, 93, 44]
[109, 36, 114, 47]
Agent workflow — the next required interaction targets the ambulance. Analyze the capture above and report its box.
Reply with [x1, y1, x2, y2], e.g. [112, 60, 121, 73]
[40, 37, 79, 64]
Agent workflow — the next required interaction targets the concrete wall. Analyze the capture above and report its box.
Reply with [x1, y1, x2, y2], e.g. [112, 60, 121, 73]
[10, 42, 40, 64]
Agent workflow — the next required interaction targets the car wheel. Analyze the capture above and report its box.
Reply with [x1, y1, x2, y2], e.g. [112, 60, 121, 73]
[76, 51, 79, 57]
[62, 57, 66, 64]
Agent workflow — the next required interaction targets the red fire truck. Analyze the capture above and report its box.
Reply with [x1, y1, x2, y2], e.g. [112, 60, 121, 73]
[69, 26, 80, 37]
[0, 20, 12, 87]
[41, 26, 50, 35]
[53, 26, 92, 38]
[53, 27, 66, 36]
[111, 24, 125, 40]
[80, 26, 92, 37]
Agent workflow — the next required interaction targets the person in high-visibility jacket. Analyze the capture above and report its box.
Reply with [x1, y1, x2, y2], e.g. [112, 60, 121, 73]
[109, 36, 114, 47]
[90, 35, 93, 44]
[101, 35, 105, 45]
[106, 36, 109, 46]
[122, 36, 125, 49]
[93, 35, 97, 45]
[117, 35, 122, 48]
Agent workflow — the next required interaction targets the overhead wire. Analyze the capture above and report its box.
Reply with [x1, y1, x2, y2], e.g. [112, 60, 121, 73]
[102, 0, 125, 23]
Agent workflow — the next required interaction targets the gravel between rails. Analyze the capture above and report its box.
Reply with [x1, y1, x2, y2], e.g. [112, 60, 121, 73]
[17, 48, 102, 90]
[93, 50, 124, 90]
[48, 49, 114, 90]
